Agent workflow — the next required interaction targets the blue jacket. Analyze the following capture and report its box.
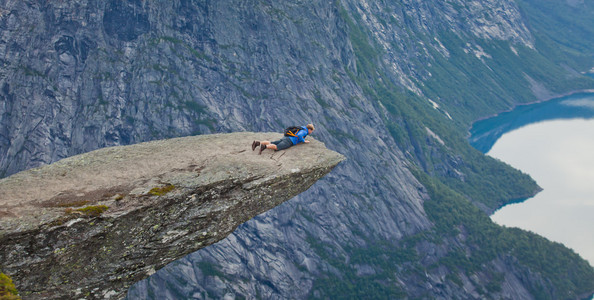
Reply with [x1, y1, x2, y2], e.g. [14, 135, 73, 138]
[288, 126, 308, 145]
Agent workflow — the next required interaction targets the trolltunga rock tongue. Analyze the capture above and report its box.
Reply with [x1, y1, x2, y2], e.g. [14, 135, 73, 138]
[0, 132, 344, 299]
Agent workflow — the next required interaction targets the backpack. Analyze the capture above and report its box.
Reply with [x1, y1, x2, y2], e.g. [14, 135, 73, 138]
[284, 126, 302, 137]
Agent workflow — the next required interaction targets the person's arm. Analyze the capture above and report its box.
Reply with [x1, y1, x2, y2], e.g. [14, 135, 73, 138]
[296, 129, 308, 144]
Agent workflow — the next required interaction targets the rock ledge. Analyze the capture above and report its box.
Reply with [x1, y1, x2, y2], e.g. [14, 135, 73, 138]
[0, 132, 344, 299]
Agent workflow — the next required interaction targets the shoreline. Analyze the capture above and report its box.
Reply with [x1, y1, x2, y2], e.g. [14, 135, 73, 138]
[467, 88, 594, 214]
[488, 185, 544, 216]
[486, 119, 594, 267]
[466, 88, 594, 137]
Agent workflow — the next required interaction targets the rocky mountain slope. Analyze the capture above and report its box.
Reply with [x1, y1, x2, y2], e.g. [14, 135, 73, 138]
[1, 0, 593, 299]
[0, 132, 344, 299]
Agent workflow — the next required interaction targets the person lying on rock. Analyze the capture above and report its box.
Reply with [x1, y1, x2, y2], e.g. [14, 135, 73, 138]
[252, 124, 315, 155]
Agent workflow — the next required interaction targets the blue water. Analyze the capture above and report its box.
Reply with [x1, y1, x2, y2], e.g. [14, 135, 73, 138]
[470, 92, 594, 266]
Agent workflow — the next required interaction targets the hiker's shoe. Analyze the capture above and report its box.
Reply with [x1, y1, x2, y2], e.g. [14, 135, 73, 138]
[252, 141, 260, 151]
[259, 144, 266, 155]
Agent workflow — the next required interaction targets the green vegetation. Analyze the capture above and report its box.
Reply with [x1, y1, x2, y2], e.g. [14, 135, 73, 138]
[516, 0, 594, 71]
[182, 101, 207, 114]
[307, 233, 408, 299]
[0, 272, 20, 300]
[338, 3, 540, 211]
[71, 205, 109, 217]
[196, 262, 228, 279]
[312, 89, 330, 109]
[306, 2, 594, 298]
[149, 184, 175, 196]
[159, 36, 183, 44]
[415, 169, 594, 299]
[20, 65, 45, 78]
[421, 33, 594, 125]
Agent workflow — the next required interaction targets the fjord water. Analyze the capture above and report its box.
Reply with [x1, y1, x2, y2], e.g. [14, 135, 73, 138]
[470, 92, 594, 266]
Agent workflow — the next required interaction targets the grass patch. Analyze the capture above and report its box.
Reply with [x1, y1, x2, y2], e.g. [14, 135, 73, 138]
[66, 205, 109, 217]
[149, 184, 175, 196]
[0, 272, 20, 300]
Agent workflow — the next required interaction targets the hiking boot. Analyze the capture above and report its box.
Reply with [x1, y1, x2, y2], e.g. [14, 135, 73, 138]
[259, 144, 267, 155]
[252, 141, 260, 151]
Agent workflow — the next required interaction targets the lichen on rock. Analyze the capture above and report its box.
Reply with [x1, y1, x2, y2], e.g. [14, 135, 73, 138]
[0, 272, 20, 299]
[0, 132, 344, 299]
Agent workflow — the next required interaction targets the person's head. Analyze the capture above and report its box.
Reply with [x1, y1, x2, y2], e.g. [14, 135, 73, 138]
[306, 124, 315, 134]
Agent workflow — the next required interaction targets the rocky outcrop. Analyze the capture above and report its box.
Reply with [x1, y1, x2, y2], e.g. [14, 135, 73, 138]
[0, 132, 344, 299]
[1, 0, 593, 299]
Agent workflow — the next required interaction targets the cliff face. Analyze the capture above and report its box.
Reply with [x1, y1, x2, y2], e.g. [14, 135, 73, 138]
[0, 132, 344, 299]
[1, 0, 593, 299]
[0, 0, 538, 177]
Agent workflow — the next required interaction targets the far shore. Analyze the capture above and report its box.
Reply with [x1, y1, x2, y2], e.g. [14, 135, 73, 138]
[467, 89, 594, 135]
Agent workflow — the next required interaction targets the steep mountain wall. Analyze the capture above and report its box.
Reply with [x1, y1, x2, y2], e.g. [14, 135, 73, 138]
[0, 0, 592, 299]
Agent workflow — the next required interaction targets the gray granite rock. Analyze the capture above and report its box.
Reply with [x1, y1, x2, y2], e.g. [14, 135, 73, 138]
[1, 0, 592, 299]
[0, 132, 344, 299]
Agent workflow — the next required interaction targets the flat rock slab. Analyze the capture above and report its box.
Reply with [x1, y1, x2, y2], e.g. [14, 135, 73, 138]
[0, 132, 344, 299]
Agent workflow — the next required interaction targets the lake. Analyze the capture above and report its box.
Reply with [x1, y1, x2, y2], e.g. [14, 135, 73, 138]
[469, 92, 594, 267]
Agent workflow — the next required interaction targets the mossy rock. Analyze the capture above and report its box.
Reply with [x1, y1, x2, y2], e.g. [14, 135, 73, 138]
[72, 205, 109, 217]
[0, 272, 20, 300]
[149, 184, 175, 196]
